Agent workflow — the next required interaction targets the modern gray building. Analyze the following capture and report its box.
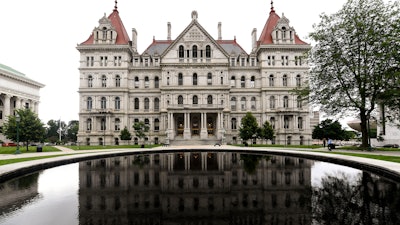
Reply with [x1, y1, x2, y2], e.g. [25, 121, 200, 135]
[77, 3, 315, 146]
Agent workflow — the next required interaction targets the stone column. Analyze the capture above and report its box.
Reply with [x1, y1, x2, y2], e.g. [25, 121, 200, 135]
[3, 94, 11, 118]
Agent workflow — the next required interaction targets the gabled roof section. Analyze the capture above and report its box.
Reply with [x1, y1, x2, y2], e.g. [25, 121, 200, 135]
[258, 7, 308, 46]
[80, 8, 130, 45]
[158, 11, 230, 58]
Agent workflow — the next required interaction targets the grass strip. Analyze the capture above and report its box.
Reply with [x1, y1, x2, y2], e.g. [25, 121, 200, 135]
[314, 151, 400, 163]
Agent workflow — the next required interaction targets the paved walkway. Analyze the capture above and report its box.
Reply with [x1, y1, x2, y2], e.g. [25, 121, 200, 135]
[1, 145, 400, 182]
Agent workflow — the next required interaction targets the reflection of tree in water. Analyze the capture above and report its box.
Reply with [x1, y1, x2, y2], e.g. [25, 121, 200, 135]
[312, 171, 400, 225]
[132, 155, 150, 168]
[240, 154, 270, 174]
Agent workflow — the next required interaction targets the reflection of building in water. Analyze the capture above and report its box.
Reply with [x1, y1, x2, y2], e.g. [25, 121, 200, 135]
[79, 152, 313, 225]
[0, 174, 39, 216]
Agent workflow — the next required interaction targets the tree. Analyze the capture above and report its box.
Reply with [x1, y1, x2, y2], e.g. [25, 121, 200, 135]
[133, 121, 149, 147]
[120, 126, 132, 144]
[239, 112, 259, 145]
[3, 109, 46, 151]
[258, 120, 274, 143]
[66, 120, 79, 143]
[45, 119, 60, 143]
[312, 119, 347, 141]
[299, 0, 400, 148]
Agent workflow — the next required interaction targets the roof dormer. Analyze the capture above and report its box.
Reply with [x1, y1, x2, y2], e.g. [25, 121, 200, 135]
[93, 14, 118, 44]
[271, 14, 296, 44]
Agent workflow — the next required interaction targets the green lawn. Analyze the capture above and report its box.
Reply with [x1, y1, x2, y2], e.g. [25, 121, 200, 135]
[67, 144, 161, 150]
[0, 146, 60, 154]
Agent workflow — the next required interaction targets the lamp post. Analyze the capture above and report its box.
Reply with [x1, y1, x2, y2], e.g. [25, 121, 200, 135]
[15, 114, 21, 154]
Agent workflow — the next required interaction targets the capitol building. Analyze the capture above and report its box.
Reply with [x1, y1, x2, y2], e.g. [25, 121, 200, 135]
[77, 2, 316, 146]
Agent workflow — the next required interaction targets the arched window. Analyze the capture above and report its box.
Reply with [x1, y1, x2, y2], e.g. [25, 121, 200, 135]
[101, 97, 107, 109]
[87, 118, 92, 131]
[178, 95, 183, 105]
[115, 118, 121, 131]
[296, 75, 301, 87]
[270, 117, 275, 129]
[230, 97, 236, 111]
[144, 76, 149, 88]
[155, 76, 159, 88]
[179, 45, 184, 58]
[269, 75, 274, 87]
[207, 95, 213, 104]
[207, 73, 212, 85]
[206, 45, 211, 58]
[231, 118, 237, 130]
[193, 73, 198, 85]
[134, 76, 139, 88]
[284, 116, 289, 129]
[251, 97, 256, 110]
[154, 98, 160, 111]
[297, 96, 303, 108]
[178, 73, 183, 86]
[241, 76, 246, 88]
[101, 75, 107, 87]
[283, 96, 289, 108]
[270, 96, 275, 109]
[241, 97, 246, 110]
[87, 97, 92, 110]
[193, 95, 198, 105]
[250, 76, 255, 88]
[134, 98, 139, 110]
[230, 76, 236, 87]
[283, 75, 288, 86]
[154, 118, 160, 131]
[115, 75, 121, 87]
[144, 118, 150, 127]
[115, 97, 120, 110]
[192, 45, 198, 58]
[88, 75, 93, 87]
[144, 98, 150, 111]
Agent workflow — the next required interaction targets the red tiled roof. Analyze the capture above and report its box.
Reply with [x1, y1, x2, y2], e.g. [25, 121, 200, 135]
[258, 9, 308, 46]
[81, 9, 130, 45]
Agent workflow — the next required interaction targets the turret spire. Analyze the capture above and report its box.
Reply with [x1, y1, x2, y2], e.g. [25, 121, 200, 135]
[270, 0, 275, 13]
[114, 0, 118, 11]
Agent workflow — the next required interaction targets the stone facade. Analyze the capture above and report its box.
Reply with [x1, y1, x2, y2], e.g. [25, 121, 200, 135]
[77, 4, 315, 146]
[0, 63, 44, 142]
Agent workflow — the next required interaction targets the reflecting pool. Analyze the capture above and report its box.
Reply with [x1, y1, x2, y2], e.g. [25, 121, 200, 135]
[0, 151, 399, 225]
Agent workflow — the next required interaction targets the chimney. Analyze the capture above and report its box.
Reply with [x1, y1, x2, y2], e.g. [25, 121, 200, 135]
[132, 28, 138, 52]
[218, 22, 222, 40]
[252, 28, 257, 52]
[167, 22, 171, 40]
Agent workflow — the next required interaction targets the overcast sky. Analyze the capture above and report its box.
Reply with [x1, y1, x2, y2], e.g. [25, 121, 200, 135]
[0, 0, 354, 124]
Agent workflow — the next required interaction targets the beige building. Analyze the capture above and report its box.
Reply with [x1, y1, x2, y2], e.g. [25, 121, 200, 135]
[0, 63, 44, 142]
[77, 3, 315, 146]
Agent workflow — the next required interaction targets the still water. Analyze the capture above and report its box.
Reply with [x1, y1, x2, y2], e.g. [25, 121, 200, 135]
[0, 151, 399, 225]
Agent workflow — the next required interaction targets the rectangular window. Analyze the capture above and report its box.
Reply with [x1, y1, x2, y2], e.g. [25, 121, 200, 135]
[241, 58, 245, 66]
[251, 58, 255, 66]
[230, 58, 235, 66]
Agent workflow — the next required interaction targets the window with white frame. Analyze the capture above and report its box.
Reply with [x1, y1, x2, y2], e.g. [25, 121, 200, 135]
[134, 98, 139, 110]
[251, 97, 256, 110]
[154, 98, 160, 111]
[297, 96, 303, 109]
[87, 118, 92, 131]
[115, 75, 121, 87]
[231, 118, 237, 130]
[115, 118, 121, 131]
[144, 98, 149, 111]
[296, 75, 301, 87]
[207, 73, 212, 85]
[145, 76, 149, 88]
[134, 76, 139, 88]
[87, 97, 92, 110]
[240, 76, 245, 88]
[269, 96, 275, 109]
[283, 75, 288, 86]
[298, 117, 303, 129]
[115, 97, 120, 110]
[283, 96, 289, 108]
[88, 75, 93, 88]
[101, 75, 107, 87]
[231, 97, 236, 111]
[269, 74, 274, 87]
[241, 97, 246, 110]
[154, 118, 160, 131]
[101, 97, 107, 109]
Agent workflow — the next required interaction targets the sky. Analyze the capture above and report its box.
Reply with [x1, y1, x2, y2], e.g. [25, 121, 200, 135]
[0, 0, 354, 124]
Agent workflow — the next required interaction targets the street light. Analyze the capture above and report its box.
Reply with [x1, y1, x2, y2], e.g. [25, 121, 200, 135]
[15, 114, 21, 154]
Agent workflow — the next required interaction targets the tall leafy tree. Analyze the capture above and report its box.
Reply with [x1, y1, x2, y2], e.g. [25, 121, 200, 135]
[66, 120, 79, 142]
[239, 112, 259, 144]
[312, 119, 347, 141]
[299, 0, 400, 147]
[133, 121, 149, 146]
[258, 120, 274, 142]
[120, 126, 132, 144]
[3, 109, 46, 151]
